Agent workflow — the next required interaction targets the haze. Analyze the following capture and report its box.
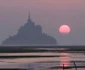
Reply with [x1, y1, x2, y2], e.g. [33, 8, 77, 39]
[0, 0, 85, 45]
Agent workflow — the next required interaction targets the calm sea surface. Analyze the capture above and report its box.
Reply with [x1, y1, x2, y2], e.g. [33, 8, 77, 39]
[0, 52, 85, 70]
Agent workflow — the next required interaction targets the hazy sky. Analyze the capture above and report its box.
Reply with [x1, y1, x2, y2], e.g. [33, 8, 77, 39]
[0, 0, 85, 45]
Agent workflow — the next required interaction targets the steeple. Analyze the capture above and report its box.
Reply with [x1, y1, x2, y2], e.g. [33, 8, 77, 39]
[26, 12, 35, 26]
[27, 12, 32, 22]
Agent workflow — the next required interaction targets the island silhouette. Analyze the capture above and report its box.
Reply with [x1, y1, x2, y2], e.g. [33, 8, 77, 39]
[1, 13, 57, 46]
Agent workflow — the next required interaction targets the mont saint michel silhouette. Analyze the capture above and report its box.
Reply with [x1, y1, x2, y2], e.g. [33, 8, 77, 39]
[1, 14, 57, 46]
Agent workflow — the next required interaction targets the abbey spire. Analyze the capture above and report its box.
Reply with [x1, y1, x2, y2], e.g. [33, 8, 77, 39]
[27, 12, 32, 22]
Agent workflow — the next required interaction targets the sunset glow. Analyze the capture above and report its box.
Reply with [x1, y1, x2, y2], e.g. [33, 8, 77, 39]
[60, 53, 70, 67]
[59, 25, 71, 34]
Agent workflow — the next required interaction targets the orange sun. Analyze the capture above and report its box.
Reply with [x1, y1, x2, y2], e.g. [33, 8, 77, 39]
[59, 25, 71, 34]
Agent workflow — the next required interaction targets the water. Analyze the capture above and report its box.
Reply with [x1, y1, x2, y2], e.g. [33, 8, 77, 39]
[0, 52, 85, 70]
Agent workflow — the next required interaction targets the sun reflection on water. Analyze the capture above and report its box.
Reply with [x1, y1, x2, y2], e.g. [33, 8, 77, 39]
[60, 53, 71, 67]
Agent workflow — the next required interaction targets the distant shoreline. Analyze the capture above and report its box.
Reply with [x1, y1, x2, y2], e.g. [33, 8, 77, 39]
[0, 46, 85, 53]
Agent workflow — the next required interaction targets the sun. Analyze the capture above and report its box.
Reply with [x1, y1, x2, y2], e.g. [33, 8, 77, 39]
[59, 25, 71, 34]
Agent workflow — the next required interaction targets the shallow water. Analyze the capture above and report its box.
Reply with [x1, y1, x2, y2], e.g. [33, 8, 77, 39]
[0, 52, 85, 70]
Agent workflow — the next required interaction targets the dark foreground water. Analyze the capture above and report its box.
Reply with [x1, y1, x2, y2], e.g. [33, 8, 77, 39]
[0, 52, 85, 70]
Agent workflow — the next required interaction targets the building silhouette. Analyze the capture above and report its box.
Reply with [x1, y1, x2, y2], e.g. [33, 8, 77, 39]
[1, 13, 57, 46]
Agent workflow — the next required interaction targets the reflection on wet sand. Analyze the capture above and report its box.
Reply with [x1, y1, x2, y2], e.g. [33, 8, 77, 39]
[59, 53, 71, 67]
[0, 52, 85, 70]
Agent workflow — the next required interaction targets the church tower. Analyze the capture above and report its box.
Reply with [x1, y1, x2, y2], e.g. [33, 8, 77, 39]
[27, 12, 33, 23]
